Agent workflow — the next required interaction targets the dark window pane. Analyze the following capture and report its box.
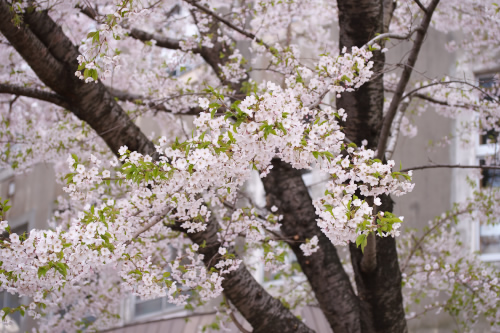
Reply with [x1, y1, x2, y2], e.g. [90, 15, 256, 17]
[480, 160, 500, 188]
[480, 129, 499, 145]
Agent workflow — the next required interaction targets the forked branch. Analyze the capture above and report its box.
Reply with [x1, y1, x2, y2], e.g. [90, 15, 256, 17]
[376, 0, 441, 160]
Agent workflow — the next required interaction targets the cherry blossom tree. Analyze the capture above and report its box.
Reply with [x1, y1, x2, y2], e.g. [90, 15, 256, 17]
[0, 0, 498, 332]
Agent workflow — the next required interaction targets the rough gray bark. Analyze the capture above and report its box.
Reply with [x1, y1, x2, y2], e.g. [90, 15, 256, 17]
[262, 159, 369, 333]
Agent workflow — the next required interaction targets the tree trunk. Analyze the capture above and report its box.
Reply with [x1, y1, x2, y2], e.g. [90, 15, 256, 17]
[262, 159, 370, 333]
[337, 0, 408, 332]
[186, 216, 314, 333]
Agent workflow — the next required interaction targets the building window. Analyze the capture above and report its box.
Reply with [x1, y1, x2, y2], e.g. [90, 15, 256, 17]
[478, 161, 500, 261]
[476, 73, 500, 261]
[132, 287, 193, 320]
[7, 181, 15, 198]
[133, 296, 177, 318]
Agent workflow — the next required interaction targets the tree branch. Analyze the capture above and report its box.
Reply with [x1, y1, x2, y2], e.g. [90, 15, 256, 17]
[360, 231, 377, 273]
[376, 0, 441, 160]
[125, 209, 172, 246]
[400, 164, 500, 173]
[186, 214, 313, 333]
[402, 80, 499, 103]
[413, 0, 428, 13]
[411, 92, 481, 110]
[106, 86, 207, 115]
[362, 29, 419, 50]
[385, 99, 411, 160]
[400, 208, 469, 272]
[223, 294, 252, 333]
[183, 0, 269, 49]
[0, 83, 73, 110]
[0, 2, 156, 156]
[262, 159, 362, 333]
[129, 28, 202, 52]
[129, 12, 243, 88]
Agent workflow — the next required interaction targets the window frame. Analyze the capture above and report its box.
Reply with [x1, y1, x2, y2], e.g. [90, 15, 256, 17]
[474, 72, 500, 262]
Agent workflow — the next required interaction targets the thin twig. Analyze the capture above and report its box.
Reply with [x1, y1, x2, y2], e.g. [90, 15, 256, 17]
[362, 29, 419, 50]
[400, 164, 500, 173]
[125, 209, 172, 245]
[401, 208, 469, 272]
[402, 80, 499, 103]
[306, 88, 330, 109]
[411, 92, 481, 110]
[183, 0, 269, 49]
[385, 99, 411, 160]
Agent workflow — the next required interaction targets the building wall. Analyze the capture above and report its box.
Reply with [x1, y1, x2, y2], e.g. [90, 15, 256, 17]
[0, 164, 62, 333]
[389, 28, 457, 231]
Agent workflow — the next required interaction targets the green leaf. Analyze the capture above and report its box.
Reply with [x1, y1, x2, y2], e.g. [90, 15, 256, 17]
[1, 307, 10, 320]
[228, 130, 235, 143]
[54, 262, 68, 278]
[276, 252, 286, 263]
[199, 131, 206, 141]
[341, 75, 352, 83]
[355, 234, 368, 253]
[37, 266, 48, 278]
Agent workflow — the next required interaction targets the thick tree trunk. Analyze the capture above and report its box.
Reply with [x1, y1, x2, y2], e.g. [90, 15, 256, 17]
[336, 0, 386, 147]
[336, 0, 408, 332]
[262, 159, 370, 333]
[186, 217, 314, 333]
[349, 196, 408, 333]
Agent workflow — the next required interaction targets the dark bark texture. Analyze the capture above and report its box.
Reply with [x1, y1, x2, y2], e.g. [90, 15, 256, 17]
[0, 2, 156, 156]
[263, 159, 371, 333]
[336, 0, 386, 148]
[336, 0, 408, 332]
[185, 217, 314, 333]
[349, 196, 408, 333]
